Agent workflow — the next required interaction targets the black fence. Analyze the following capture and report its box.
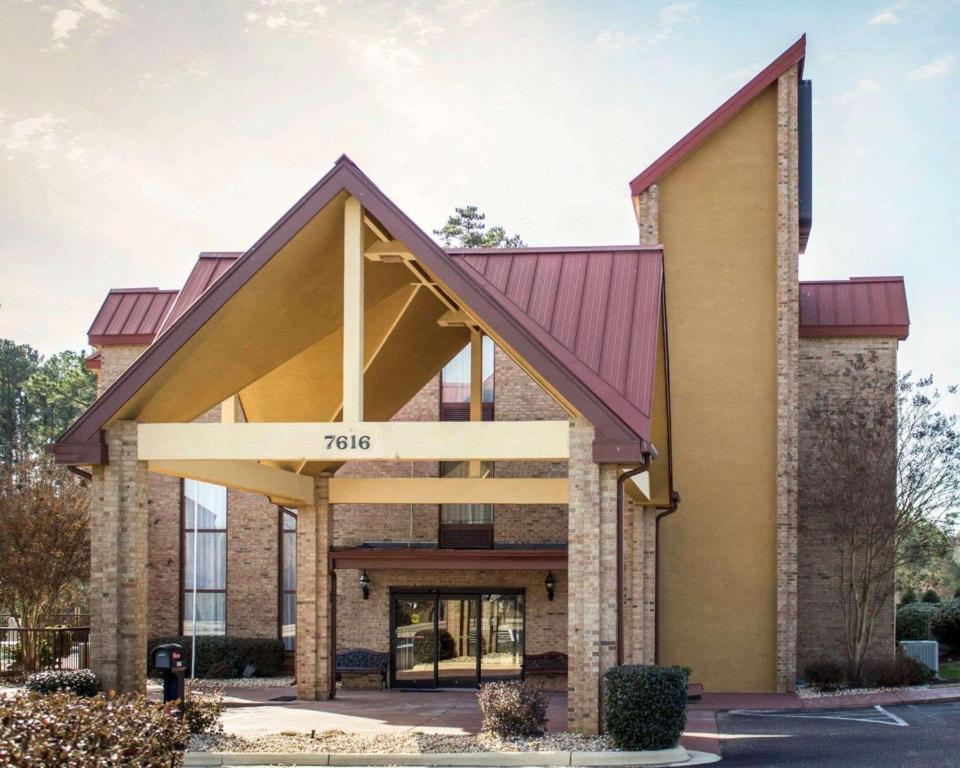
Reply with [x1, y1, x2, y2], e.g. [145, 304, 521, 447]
[0, 626, 90, 675]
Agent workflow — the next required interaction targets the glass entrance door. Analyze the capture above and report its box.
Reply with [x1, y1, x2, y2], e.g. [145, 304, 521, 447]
[437, 595, 480, 688]
[390, 590, 524, 689]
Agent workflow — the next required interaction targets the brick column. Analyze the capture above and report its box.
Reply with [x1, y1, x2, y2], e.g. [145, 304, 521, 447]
[625, 497, 656, 665]
[296, 476, 335, 700]
[90, 421, 148, 694]
[566, 419, 619, 734]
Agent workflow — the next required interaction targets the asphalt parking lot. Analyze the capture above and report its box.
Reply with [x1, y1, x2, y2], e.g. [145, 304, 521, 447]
[718, 700, 960, 767]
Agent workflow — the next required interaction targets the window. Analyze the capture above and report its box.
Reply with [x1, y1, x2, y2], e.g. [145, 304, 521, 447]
[440, 461, 494, 525]
[279, 508, 296, 651]
[440, 336, 494, 420]
[182, 480, 227, 636]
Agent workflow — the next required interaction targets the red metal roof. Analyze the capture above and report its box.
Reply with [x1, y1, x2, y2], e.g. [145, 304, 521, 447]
[87, 288, 179, 346]
[799, 276, 909, 340]
[157, 252, 241, 336]
[84, 351, 101, 371]
[450, 246, 664, 442]
[629, 35, 806, 196]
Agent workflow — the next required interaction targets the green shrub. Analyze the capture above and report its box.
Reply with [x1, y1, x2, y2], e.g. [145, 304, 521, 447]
[182, 680, 224, 735]
[477, 680, 548, 737]
[921, 589, 942, 604]
[0, 691, 187, 767]
[896, 602, 938, 641]
[147, 636, 285, 678]
[412, 629, 456, 664]
[860, 654, 933, 687]
[25, 669, 102, 697]
[932, 598, 960, 650]
[604, 665, 688, 751]
[955, 587, 960, 599]
[803, 658, 849, 691]
[899, 587, 918, 606]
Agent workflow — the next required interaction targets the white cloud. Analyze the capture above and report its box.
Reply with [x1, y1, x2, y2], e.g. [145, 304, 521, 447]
[834, 78, 883, 104]
[908, 54, 956, 80]
[868, 10, 898, 25]
[722, 62, 762, 82]
[51, 9, 83, 40]
[651, 1, 698, 44]
[592, 30, 640, 54]
[48, 0, 118, 44]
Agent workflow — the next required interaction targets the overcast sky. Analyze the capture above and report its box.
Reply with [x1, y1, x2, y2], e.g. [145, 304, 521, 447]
[1, 0, 957, 408]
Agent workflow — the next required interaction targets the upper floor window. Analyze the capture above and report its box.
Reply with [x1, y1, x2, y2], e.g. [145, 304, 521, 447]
[182, 480, 227, 636]
[440, 335, 494, 420]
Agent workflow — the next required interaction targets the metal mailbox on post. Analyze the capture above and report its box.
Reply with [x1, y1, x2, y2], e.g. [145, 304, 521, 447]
[151, 642, 186, 704]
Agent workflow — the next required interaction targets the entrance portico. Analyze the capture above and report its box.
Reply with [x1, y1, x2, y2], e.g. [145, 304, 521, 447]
[55, 157, 671, 734]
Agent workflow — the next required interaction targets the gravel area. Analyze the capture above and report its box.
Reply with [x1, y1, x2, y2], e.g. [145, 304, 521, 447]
[796, 683, 930, 699]
[190, 731, 614, 754]
[146, 676, 293, 690]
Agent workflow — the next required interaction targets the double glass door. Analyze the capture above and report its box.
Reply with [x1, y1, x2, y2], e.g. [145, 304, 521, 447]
[391, 591, 523, 688]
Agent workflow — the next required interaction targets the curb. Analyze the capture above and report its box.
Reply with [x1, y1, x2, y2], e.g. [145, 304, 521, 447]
[184, 747, 721, 767]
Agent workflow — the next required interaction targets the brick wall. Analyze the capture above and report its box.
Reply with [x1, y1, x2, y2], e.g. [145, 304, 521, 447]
[796, 336, 898, 672]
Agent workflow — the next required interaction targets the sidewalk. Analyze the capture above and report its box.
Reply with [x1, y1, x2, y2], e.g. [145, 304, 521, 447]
[207, 682, 960, 759]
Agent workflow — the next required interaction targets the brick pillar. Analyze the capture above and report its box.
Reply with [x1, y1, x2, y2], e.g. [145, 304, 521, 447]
[566, 419, 618, 734]
[625, 497, 656, 665]
[90, 421, 148, 694]
[296, 476, 335, 700]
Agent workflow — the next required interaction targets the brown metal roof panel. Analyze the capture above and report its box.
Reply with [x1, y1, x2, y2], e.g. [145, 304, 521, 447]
[450, 247, 663, 441]
[158, 253, 242, 335]
[87, 288, 179, 346]
[799, 276, 908, 339]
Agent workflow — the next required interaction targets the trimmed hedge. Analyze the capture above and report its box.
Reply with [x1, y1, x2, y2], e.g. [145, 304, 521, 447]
[921, 589, 942, 604]
[25, 669, 102, 697]
[477, 681, 548, 737]
[604, 665, 688, 751]
[932, 598, 960, 650]
[0, 691, 187, 767]
[147, 636, 285, 679]
[896, 602, 938, 641]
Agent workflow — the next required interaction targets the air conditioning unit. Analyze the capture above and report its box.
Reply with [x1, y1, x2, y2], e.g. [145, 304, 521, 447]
[899, 640, 939, 676]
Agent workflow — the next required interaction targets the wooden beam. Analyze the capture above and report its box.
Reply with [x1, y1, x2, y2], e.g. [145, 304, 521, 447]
[147, 459, 315, 506]
[329, 285, 422, 422]
[329, 477, 568, 504]
[220, 396, 241, 423]
[363, 214, 390, 242]
[364, 240, 412, 263]
[469, 329, 483, 477]
[343, 196, 364, 422]
[137, 421, 570, 462]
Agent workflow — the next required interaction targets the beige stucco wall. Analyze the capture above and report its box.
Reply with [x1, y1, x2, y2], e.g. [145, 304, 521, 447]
[649, 82, 782, 692]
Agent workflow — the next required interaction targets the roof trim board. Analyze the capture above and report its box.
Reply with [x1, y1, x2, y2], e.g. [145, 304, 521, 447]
[55, 156, 659, 465]
[629, 35, 806, 196]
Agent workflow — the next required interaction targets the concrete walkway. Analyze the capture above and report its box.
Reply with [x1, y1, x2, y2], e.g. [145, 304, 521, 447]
[215, 683, 960, 759]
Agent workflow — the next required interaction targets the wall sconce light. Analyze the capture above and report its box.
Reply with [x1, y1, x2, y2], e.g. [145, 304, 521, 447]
[359, 570, 370, 600]
[544, 571, 556, 602]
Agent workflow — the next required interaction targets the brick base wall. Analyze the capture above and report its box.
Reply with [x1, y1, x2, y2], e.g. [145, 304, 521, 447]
[796, 337, 898, 673]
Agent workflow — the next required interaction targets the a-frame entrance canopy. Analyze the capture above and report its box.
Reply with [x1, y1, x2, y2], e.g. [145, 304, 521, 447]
[54, 156, 667, 490]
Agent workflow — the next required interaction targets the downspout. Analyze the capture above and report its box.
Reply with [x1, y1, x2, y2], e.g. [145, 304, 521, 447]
[654, 490, 681, 664]
[617, 450, 652, 667]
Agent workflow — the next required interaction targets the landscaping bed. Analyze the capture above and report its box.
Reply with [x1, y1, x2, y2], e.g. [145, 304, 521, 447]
[190, 730, 613, 755]
[147, 676, 294, 690]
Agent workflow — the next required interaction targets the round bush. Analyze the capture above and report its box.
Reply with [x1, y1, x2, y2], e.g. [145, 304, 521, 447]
[896, 602, 938, 642]
[477, 681, 548, 737]
[25, 669, 102, 697]
[899, 587, 918, 606]
[921, 589, 941, 604]
[604, 665, 688, 751]
[932, 598, 960, 650]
